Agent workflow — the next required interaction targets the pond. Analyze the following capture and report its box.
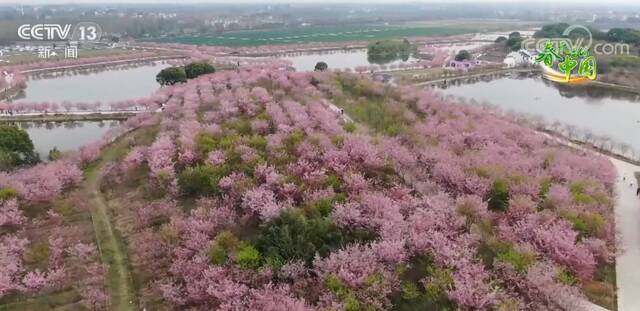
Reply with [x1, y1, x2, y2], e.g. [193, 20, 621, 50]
[281, 48, 419, 71]
[436, 73, 640, 155]
[15, 62, 169, 103]
[16, 120, 120, 160]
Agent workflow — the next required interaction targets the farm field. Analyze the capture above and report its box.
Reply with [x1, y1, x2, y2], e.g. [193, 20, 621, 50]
[145, 25, 472, 46]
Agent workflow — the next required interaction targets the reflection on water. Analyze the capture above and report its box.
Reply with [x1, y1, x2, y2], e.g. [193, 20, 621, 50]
[16, 62, 169, 103]
[281, 48, 418, 71]
[12, 120, 120, 159]
[437, 74, 640, 153]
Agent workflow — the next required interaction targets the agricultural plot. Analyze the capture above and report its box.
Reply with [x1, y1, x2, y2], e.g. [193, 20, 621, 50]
[146, 25, 471, 47]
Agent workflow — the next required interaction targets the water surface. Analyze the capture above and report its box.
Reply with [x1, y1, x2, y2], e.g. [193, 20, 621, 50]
[17, 121, 120, 159]
[282, 48, 419, 71]
[437, 75, 640, 153]
[17, 63, 169, 103]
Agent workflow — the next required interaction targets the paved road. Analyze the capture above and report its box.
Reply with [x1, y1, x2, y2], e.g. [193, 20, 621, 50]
[612, 158, 640, 311]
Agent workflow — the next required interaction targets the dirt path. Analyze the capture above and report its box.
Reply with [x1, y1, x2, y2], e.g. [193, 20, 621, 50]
[84, 145, 136, 311]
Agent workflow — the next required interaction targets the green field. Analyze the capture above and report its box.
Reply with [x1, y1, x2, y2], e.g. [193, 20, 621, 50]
[145, 25, 472, 47]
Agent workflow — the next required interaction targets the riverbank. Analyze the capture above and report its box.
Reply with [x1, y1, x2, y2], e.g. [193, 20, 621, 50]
[20, 55, 186, 75]
[0, 111, 138, 122]
[411, 66, 539, 86]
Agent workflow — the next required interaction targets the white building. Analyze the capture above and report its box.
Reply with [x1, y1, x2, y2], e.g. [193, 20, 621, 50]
[504, 50, 534, 68]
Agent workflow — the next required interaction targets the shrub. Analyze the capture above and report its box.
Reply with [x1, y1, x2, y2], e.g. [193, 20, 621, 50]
[254, 209, 371, 265]
[0, 187, 19, 200]
[184, 62, 215, 79]
[156, 66, 187, 86]
[343, 122, 357, 133]
[177, 165, 228, 196]
[314, 61, 329, 72]
[236, 244, 262, 270]
[487, 179, 509, 212]
[495, 245, 535, 273]
[454, 50, 471, 61]
[209, 231, 240, 265]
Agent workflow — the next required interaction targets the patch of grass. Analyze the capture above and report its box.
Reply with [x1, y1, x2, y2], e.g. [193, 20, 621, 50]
[0, 288, 83, 311]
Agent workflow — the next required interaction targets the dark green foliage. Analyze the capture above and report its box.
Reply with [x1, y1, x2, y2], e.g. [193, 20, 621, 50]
[208, 231, 240, 265]
[314, 61, 329, 72]
[253, 209, 374, 266]
[487, 178, 509, 212]
[0, 124, 39, 170]
[606, 28, 640, 44]
[343, 122, 357, 133]
[478, 239, 534, 273]
[495, 36, 507, 43]
[533, 23, 621, 43]
[454, 50, 471, 61]
[184, 62, 215, 79]
[505, 32, 523, 51]
[156, 66, 187, 86]
[48, 147, 62, 161]
[177, 165, 229, 196]
[533, 23, 571, 38]
[283, 129, 305, 153]
[367, 39, 415, 65]
[195, 132, 217, 156]
[392, 255, 455, 311]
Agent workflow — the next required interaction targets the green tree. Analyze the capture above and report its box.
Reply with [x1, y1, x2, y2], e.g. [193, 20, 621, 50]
[184, 62, 216, 79]
[495, 36, 507, 43]
[487, 179, 510, 212]
[48, 147, 62, 161]
[314, 61, 329, 72]
[177, 165, 229, 196]
[156, 66, 187, 86]
[254, 209, 374, 266]
[0, 124, 39, 170]
[454, 50, 471, 61]
[367, 39, 414, 65]
[607, 28, 640, 44]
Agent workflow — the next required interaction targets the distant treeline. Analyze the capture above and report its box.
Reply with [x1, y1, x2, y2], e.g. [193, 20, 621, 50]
[534, 23, 640, 45]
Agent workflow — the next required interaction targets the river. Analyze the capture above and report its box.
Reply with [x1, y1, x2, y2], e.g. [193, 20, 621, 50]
[437, 73, 640, 157]
[17, 120, 120, 160]
[15, 62, 169, 103]
[281, 48, 419, 71]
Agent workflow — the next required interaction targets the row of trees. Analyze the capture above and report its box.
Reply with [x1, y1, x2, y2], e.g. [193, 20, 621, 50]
[534, 23, 640, 46]
[495, 31, 524, 51]
[156, 62, 216, 86]
[90, 62, 617, 310]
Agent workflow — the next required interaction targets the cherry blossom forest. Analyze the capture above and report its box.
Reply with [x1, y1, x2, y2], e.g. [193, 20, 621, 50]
[0, 57, 617, 310]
